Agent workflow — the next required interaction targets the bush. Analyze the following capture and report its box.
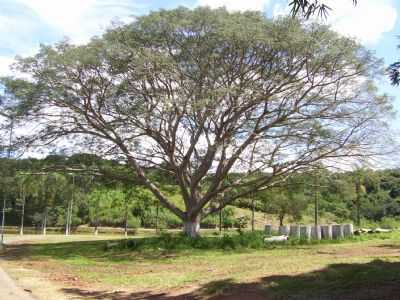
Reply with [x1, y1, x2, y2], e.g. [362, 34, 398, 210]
[220, 234, 236, 249]
[109, 230, 268, 252]
[201, 215, 218, 228]
[127, 217, 141, 229]
[222, 207, 235, 229]
[234, 216, 250, 233]
[379, 217, 400, 229]
[164, 213, 182, 229]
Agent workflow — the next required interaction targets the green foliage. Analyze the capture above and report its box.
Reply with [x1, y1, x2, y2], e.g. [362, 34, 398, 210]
[234, 216, 250, 233]
[258, 186, 308, 225]
[2, 154, 400, 232]
[109, 231, 267, 252]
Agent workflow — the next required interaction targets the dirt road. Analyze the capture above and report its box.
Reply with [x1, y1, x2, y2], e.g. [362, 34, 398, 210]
[0, 263, 35, 300]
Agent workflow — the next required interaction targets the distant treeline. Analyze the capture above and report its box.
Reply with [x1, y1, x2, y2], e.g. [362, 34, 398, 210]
[1, 154, 400, 232]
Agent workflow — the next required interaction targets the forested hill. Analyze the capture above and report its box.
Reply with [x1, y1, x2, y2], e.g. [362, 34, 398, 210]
[1, 154, 400, 231]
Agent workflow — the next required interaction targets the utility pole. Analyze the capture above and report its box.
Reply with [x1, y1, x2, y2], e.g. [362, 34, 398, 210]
[18, 167, 99, 237]
[355, 176, 362, 227]
[1, 115, 14, 247]
[304, 167, 327, 227]
[41, 174, 47, 236]
[251, 193, 255, 232]
[219, 194, 224, 233]
[19, 179, 25, 235]
[124, 188, 129, 238]
[0, 195, 6, 246]
[219, 205, 223, 233]
[249, 142, 257, 232]
[314, 171, 319, 227]
[155, 201, 159, 234]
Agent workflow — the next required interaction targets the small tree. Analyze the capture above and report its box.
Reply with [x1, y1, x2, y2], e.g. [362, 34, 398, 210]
[261, 187, 308, 226]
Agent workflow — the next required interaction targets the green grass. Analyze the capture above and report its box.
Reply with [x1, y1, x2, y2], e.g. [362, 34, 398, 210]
[2, 231, 400, 299]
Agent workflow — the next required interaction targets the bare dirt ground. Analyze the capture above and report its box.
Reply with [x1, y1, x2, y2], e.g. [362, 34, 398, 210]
[0, 262, 36, 300]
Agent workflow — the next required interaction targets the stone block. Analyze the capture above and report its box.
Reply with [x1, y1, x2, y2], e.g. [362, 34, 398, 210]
[311, 225, 321, 240]
[332, 224, 344, 239]
[321, 225, 333, 240]
[300, 225, 311, 240]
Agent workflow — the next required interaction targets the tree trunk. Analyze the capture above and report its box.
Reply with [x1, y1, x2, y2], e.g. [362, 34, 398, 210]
[251, 196, 255, 232]
[124, 218, 128, 238]
[155, 203, 159, 234]
[355, 179, 361, 227]
[1, 195, 6, 244]
[19, 202, 25, 236]
[279, 213, 284, 226]
[124, 197, 129, 237]
[65, 199, 71, 236]
[66, 175, 75, 236]
[219, 207, 222, 233]
[42, 208, 47, 235]
[183, 215, 201, 238]
[314, 174, 319, 226]
[68, 196, 74, 235]
[94, 224, 98, 236]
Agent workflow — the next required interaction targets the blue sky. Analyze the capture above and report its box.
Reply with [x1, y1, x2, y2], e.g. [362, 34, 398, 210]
[1, 0, 400, 126]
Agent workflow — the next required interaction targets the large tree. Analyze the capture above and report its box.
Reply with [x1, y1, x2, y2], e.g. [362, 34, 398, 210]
[1, 8, 393, 237]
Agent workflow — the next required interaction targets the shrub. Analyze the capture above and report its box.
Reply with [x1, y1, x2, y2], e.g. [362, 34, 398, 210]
[110, 230, 268, 252]
[127, 217, 141, 229]
[379, 217, 400, 229]
[234, 216, 250, 233]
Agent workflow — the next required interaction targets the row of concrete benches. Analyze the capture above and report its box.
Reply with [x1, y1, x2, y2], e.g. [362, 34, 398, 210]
[264, 224, 354, 240]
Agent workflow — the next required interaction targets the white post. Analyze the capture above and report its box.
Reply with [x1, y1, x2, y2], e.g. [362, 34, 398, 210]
[264, 224, 273, 236]
[311, 225, 321, 240]
[289, 225, 301, 239]
[321, 225, 332, 240]
[332, 224, 344, 239]
[300, 225, 311, 240]
[343, 224, 354, 237]
[278, 225, 290, 236]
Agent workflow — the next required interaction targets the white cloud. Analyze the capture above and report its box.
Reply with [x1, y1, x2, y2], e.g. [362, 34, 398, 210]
[326, 0, 397, 44]
[14, 0, 141, 44]
[273, 0, 397, 45]
[197, 0, 270, 12]
[0, 57, 14, 76]
[0, 0, 144, 76]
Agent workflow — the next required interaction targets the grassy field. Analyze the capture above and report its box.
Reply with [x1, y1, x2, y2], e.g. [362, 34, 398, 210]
[1, 231, 400, 299]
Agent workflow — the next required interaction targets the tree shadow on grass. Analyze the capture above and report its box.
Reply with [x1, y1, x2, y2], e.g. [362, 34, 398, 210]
[376, 243, 400, 251]
[0, 235, 267, 263]
[61, 289, 189, 300]
[3, 238, 400, 299]
[59, 260, 400, 300]
[0, 239, 180, 262]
